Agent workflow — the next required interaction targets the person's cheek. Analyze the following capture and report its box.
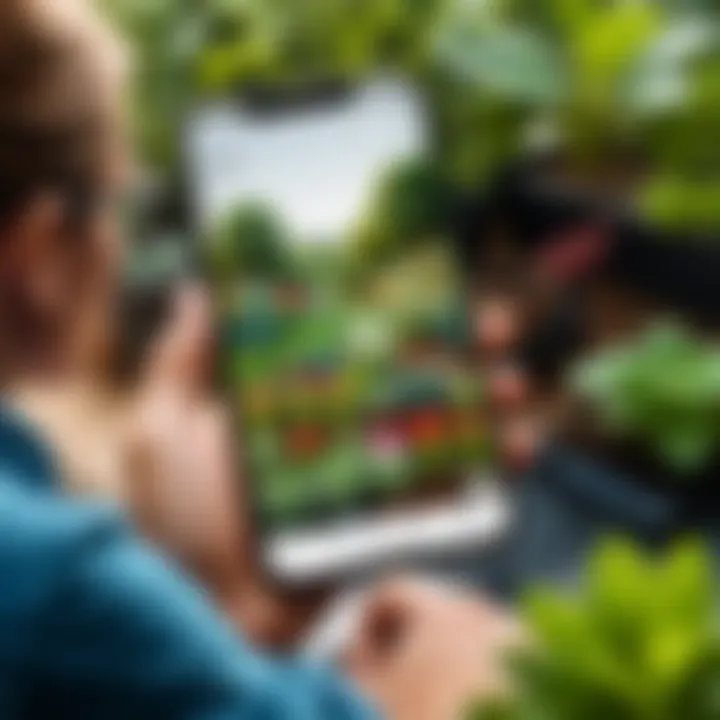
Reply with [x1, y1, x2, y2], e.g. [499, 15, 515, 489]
[83, 213, 124, 293]
[99, 210, 125, 276]
[65, 222, 124, 372]
[0, 221, 65, 318]
[17, 239, 74, 338]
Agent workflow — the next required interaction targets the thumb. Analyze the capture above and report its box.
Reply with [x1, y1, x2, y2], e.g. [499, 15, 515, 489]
[344, 579, 442, 674]
[143, 284, 214, 398]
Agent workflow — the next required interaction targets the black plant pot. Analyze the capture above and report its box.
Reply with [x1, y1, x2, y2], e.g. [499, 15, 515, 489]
[483, 164, 720, 326]
[454, 168, 594, 382]
[417, 442, 689, 602]
[455, 162, 720, 394]
[546, 440, 720, 527]
[535, 443, 687, 538]
[479, 443, 693, 601]
[454, 160, 605, 258]
[410, 442, 720, 605]
[607, 218, 720, 327]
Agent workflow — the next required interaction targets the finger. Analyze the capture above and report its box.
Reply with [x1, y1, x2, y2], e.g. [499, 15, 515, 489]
[499, 416, 543, 471]
[346, 578, 458, 671]
[344, 579, 423, 671]
[144, 284, 214, 398]
[474, 298, 521, 355]
[184, 403, 251, 587]
[488, 363, 527, 410]
[124, 388, 188, 540]
[157, 403, 230, 559]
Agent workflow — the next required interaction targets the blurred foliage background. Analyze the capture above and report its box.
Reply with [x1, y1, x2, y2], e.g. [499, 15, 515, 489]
[101, 0, 720, 233]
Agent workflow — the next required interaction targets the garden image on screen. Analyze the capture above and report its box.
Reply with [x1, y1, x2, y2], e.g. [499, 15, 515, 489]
[199, 92, 491, 531]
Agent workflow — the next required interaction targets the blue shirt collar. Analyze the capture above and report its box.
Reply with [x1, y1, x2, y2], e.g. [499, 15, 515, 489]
[0, 405, 59, 492]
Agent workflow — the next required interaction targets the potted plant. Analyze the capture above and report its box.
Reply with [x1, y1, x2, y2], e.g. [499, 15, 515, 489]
[437, 1, 720, 326]
[471, 537, 720, 719]
[560, 321, 720, 524]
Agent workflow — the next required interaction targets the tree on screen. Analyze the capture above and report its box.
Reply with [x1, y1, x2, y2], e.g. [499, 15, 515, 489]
[209, 202, 295, 281]
[350, 157, 454, 273]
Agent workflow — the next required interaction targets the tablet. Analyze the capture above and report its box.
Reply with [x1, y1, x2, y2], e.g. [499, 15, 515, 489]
[185, 78, 510, 585]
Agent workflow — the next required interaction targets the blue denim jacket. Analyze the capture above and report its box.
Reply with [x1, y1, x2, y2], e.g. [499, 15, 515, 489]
[0, 409, 373, 719]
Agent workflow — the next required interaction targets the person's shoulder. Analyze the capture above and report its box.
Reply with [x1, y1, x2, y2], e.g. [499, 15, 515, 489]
[0, 471, 126, 631]
[0, 469, 124, 546]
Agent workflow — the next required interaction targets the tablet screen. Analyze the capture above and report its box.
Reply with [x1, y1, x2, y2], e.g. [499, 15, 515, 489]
[188, 79, 492, 534]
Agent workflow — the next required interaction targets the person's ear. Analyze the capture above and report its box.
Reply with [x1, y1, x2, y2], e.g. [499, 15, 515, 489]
[1, 192, 65, 265]
[0, 193, 67, 304]
[13, 191, 64, 238]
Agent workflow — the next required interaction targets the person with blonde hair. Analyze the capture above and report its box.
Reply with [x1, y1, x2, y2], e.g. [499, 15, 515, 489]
[0, 1, 520, 718]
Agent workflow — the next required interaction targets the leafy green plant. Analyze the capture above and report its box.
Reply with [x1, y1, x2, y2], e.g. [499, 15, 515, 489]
[471, 537, 720, 720]
[569, 322, 720, 475]
[100, 0, 206, 171]
[107, 0, 720, 232]
[631, 15, 720, 232]
[637, 176, 720, 235]
[197, 0, 449, 90]
[425, 0, 545, 187]
[435, 0, 664, 175]
[627, 16, 720, 171]
[102, 0, 453, 175]
[436, 1, 720, 230]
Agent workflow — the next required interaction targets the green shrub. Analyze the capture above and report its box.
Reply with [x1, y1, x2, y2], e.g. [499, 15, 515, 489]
[471, 537, 720, 720]
[569, 322, 720, 475]
[638, 176, 720, 235]
[435, 0, 663, 175]
[102, 0, 452, 172]
[437, 1, 720, 231]
[107, 0, 720, 231]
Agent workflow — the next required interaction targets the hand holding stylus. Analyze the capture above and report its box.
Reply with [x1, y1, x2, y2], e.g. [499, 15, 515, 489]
[345, 579, 524, 720]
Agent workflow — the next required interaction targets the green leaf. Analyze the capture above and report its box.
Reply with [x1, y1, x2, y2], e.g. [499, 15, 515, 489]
[547, 0, 598, 36]
[481, 538, 720, 720]
[435, 22, 566, 104]
[571, 0, 664, 95]
[659, 424, 716, 473]
[625, 17, 719, 116]
[569, 322, 720, 478]
[637, 175, 720, 232]
[658, 539, 716, 624]
[588, 538, 654, 616]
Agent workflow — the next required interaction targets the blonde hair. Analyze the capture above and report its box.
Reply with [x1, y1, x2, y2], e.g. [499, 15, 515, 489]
[0, 0, 128, 222]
